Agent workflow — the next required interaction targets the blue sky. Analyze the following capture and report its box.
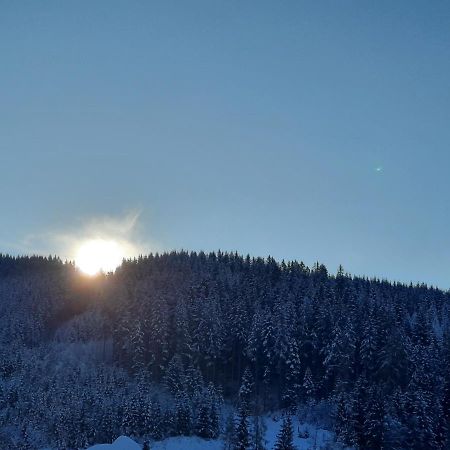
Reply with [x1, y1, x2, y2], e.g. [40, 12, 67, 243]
[1, 1, 450, 287]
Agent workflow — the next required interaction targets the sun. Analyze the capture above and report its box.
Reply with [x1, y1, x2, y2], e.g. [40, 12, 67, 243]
[75, 239, 125, 275]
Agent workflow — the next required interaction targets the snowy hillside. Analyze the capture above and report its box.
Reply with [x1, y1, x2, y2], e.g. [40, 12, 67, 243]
[88, 436, 141, 450]
[87, 415, 339, 450]
[3, 253, 448, 449]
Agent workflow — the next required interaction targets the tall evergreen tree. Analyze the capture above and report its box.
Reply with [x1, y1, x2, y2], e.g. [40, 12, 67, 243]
[273, 415, 295, 450]
[234, 405, 250, 450]
[174, 394, 192, 436]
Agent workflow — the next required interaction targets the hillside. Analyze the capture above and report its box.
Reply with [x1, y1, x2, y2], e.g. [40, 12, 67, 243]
[0, 252, 449, 449]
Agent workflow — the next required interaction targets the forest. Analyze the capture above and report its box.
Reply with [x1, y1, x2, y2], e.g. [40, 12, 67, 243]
[0, 251, 449, 449]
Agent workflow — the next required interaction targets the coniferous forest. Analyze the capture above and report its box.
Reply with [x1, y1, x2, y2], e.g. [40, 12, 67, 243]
[1, 251, 450, 449]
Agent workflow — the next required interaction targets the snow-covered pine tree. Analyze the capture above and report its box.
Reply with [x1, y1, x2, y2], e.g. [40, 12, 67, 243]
[239, 367, 254, 409]
[147, 293, 170, 379]
[185, 361, 204, 397]
[302, 366, 315, 401]
[121, 394, 139, 437]
[174, 394, 192, 436]
[148, 400, 164, 440]
[164, 354, 185, 396]
[233, 405, 250, 450]
[195, 402, 212, 439]
[163, 408, 175, 437]
[207, 384, 221, 439]
[360, 305, 379, 381]
[131, 320, 145, 374]
[334, 392, 355, 447]
[273, 415, 295, 450]
[282, 338, 301, 410]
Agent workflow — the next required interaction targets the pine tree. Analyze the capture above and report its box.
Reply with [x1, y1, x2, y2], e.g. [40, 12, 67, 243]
[196, 403, 212, 438]
[302, 367, 315, 400]
[239, 366, 254, 408]
[147, 400, 163, 440]
[273, 415, 295, 450]
[234, 405, 250, 450]
[209, 398, 220, 439]
[163, 409, 175, 437]
[175, 394, 192, 436]
[282, 338, 301, 410]
[323, 318, 356, 390]
[164, 354, 185, 396]
[131, 321, 145, 374]
[185, 362, 204, 397]
[360, 307, 380, 380]
[363, 387, 385, 449]
[334, 393, 355, 447]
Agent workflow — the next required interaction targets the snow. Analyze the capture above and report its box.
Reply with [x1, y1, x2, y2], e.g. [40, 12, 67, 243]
[86, 436, 222, 450]
[86, 414, 338, 450]
[264, 414, 335, 449]
[87, 436, 141, 450]
[152, 436, 223, 450]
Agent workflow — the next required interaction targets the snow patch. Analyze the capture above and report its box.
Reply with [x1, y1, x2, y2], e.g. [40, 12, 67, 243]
[87, 435, 141, 450]
[86, 415, 338, 450]
[152, 436, 223, 450]
[264, 415, 335, 449]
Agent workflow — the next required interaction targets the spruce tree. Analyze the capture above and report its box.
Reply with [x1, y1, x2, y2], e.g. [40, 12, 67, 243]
[363, 387, 385, 449]
[234, 405, 250, 450]
[273, 415, 295, 450]
[210, 400, 220, 439]
[334, 393, 355, 447]
[175, 395, 192, 436]
[196, 403, 212, 438]
[302, 367, 315, 400]
[239, 367, 254, 408]
[283, 338, 301, 410]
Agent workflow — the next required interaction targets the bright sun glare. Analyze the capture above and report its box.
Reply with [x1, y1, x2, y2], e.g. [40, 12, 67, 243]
[75, 239, 125, 275]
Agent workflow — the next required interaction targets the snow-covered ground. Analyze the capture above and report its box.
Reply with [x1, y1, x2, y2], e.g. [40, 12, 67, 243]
[87, 436, 141, 450]
[86, 414, 338, 449]
[152, 436, 223, 450]
[266, 415, 335, 449]
[89, 436, 142, 450]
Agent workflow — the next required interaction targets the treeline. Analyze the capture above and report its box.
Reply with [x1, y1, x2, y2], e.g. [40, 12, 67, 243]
[0, 251, 449, 449]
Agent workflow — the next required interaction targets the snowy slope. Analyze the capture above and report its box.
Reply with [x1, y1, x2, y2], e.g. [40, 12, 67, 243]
[258, 415, 335, 449]
[87, 436, 141, 450]
[152, 436, 223, 450]
[86, 415, 339, 449]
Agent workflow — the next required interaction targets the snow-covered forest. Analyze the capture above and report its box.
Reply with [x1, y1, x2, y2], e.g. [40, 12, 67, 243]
[1, 251, 449, 449]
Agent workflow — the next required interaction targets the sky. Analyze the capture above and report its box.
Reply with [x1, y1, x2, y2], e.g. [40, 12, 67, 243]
[1, 1, 450, 287]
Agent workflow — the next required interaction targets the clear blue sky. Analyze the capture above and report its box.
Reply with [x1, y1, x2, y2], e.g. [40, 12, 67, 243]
[1, 1, 450, 287]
